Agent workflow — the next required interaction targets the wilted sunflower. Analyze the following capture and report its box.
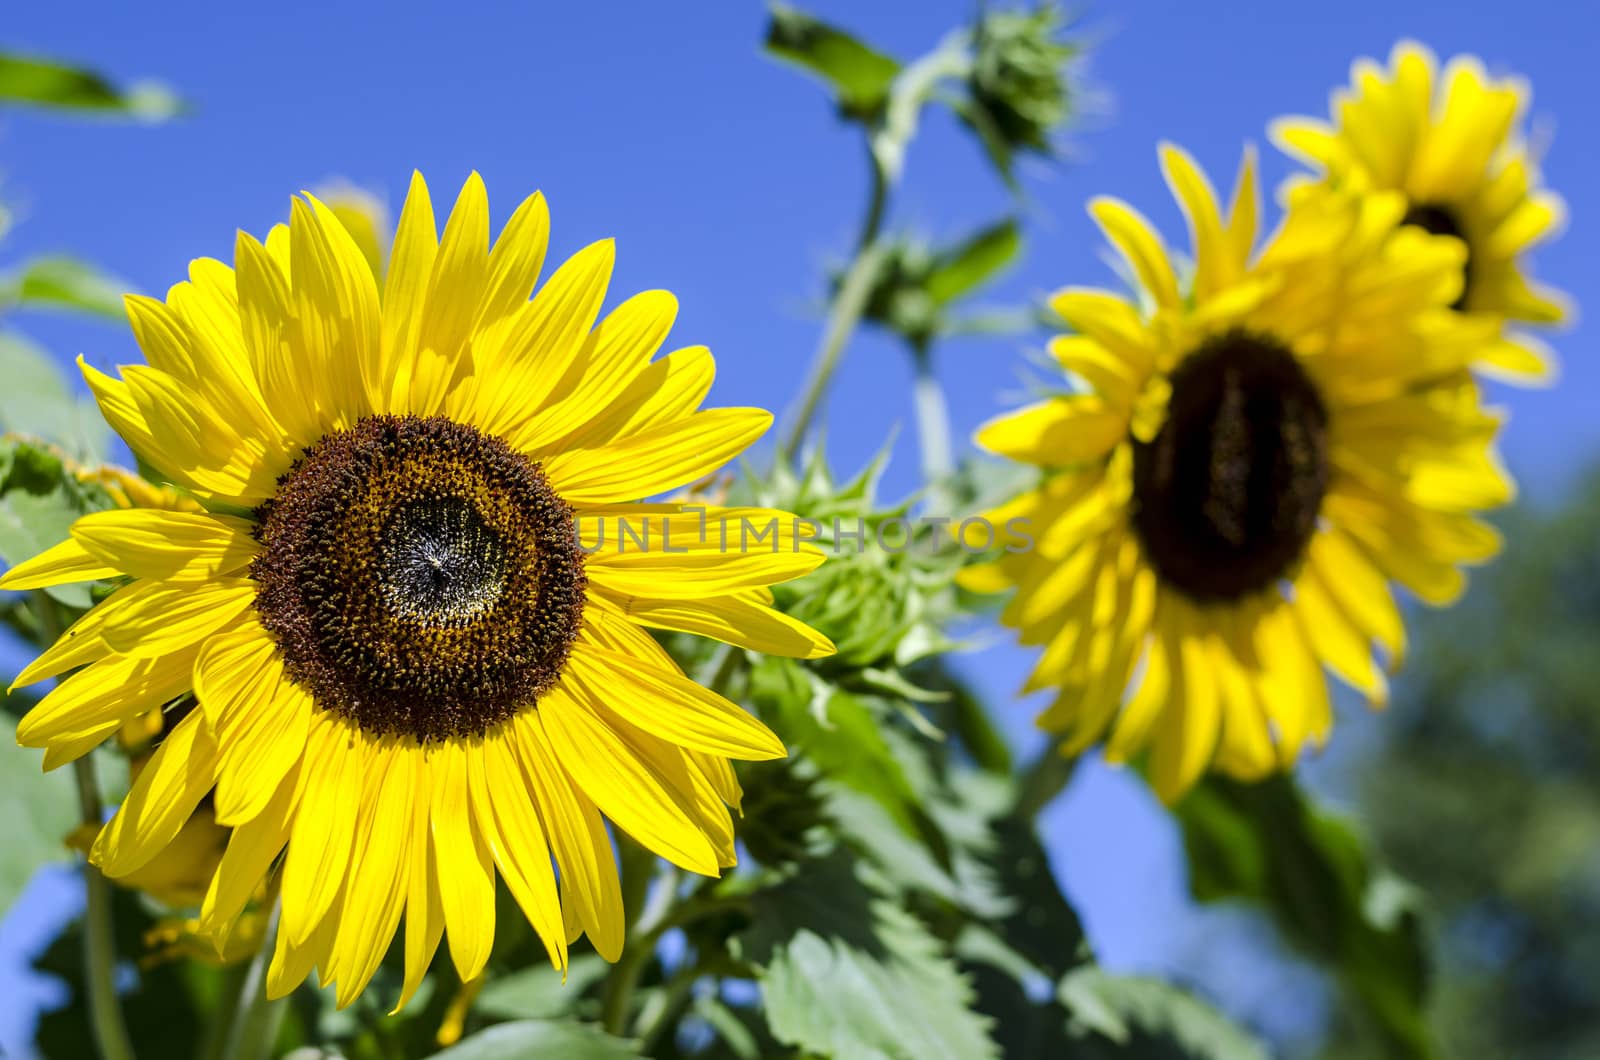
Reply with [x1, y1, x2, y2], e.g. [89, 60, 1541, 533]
[1273, 41, 1569, 382]
[965, 145, 1511, 801]
[1, 171, 833, 1009]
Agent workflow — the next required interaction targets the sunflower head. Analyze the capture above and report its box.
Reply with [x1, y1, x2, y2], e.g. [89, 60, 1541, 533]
[968, 144, 1511, 800]
[1, 171, 834, 1010]
[1273, 40, 1570, 383]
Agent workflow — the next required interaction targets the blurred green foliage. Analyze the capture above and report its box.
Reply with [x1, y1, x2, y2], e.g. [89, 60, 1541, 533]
[0, 51, 183, 119]
[1319, 471, 1600, 1059]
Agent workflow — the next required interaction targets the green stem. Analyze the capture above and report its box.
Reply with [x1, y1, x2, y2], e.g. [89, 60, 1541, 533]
[220, 902, 286, 1060]
[637, 960, 705, 1056]
[72, 758, 137, 1060]
[34, 591, 135, 1060]
[778, 151, 890, 465]
[600, 839, 657, 1036]
[910, 343, 955, 504]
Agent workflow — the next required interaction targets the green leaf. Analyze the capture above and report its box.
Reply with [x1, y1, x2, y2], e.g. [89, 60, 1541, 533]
[0, 715, 77, 910]
[474, 955, 608, 1020]
[428, 1019, 639, 1059]
[0, 52, 183, 119]
[925, 221, 1022, 305]
[765, 3, 900, 116]
[0, 334, 110, 462]
[0, 436, 117, 607]
[1175, 774, 1434, 1058]
[1058, 968, 1268, 1060]
[0, 256, 129, 320]
[738, 850, 998, 1060]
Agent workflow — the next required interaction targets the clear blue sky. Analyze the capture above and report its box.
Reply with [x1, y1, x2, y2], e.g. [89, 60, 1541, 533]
[0, 1, 1592, 1053]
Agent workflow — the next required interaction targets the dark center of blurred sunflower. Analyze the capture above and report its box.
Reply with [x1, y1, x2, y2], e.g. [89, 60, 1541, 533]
[1402, 202, 1473, 311]
[251, 415, 586, 742]
[1130, 329, 1329, 604]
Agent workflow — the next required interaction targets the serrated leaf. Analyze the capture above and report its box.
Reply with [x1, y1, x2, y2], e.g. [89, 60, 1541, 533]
[925, 221, 1022, 305]
[1175, 774, 1434, 1058]
[0, 334, 110, 462]
[1, 256, 129, 320]
[0, 52, 183, 119]
[428, 1019, 639, 1059]
[739, 851, 998, 1060]
[1059, 968, 1268, 1060]
[765, 3, 900, 115]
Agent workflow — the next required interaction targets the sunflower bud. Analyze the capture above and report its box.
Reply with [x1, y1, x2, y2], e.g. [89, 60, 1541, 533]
[964, 5, 1079, 165]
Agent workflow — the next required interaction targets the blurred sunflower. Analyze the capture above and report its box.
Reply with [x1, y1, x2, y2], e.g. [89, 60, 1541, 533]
[965, 145, 1511, 802]
[1273, 41, 1569, 382]
[1, 171, 833, 1009]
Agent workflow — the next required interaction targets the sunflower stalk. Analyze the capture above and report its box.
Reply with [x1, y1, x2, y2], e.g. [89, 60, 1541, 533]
[779, 29, 972, 465]
[32, 589, 137, 1060]
[219, 901, 285, 1060]
[778, 155, 890, 465]
[72, 759, 137, 1060]
[909, 342, 955, 509]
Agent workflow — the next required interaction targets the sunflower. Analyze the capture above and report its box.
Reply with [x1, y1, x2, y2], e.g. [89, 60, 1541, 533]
[965, 144, 1511, 802]
[1272, 41, 1569, 383]
[0, 171, 834, 1009]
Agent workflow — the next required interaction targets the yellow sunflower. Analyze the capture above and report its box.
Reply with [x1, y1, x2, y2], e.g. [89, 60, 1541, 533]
[1273, 41, 1569, 382]
[965, 145, 1511, 802]
[0, 171, 834, 1009]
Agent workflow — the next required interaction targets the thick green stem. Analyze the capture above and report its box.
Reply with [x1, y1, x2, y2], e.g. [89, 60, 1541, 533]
[778, 152, 890, 465]
[910, 344, 955, 505]
[600, 839, 657, 1036]
[72, 758, 137, 1060]
[35, 591, 135, 1060]
[220, 902, 286, 1060]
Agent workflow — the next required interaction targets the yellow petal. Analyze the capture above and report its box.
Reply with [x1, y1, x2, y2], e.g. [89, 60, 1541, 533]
[539, 683, 719, 876]
[974, 396, 1127, 467]
[0, 537, 117, 591]
[541, 344, 714, 455]
[428, 739, 497, 982]
[330, 741, 414, 1008]
[471, 239, 617, 435]
[91, 709, 219, 877]
[200, 759, 300, 937]
[18, 645, 199, 748]
[545, 408, 770, 505]
[70, 508, 256, 582]
[98, 578, 255, 659]
[608, 592, 834, 660]
[394, 749, 445, 1014]
[515, 713, 624, 961]
[467, 735, 567, 973]
[1088, 196, 1180, 308]
[381, 171, 440, 379]
[510, 290, 679, 453]
[417, 172, 491, 366]
[279, 716, 361, 947]
[477, 190, 551, 331]
[565, 643, 786, 761]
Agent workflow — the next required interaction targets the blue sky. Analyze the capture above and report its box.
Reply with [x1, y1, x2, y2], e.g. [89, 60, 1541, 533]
[0, 0, 1593, 1052]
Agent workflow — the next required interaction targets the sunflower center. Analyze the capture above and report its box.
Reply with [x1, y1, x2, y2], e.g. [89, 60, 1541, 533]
[251, 415, 586, 742]
[1402, 202, 1472, 311]
[1130, 329, 1329, 604]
